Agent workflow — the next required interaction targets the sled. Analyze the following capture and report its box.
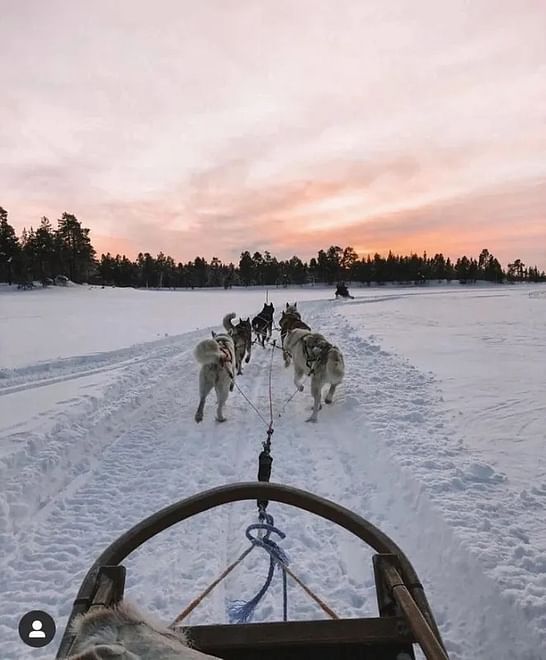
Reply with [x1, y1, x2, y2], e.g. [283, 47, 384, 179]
[56, 482, 448, 660]
[334, 285, 354, 300]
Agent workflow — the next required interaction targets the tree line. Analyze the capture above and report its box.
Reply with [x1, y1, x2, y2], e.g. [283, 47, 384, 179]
[0, 208, 95, 285]
[1, 206, 544, 288]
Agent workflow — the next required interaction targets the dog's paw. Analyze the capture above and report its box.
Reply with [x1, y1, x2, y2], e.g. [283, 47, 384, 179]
[324, 397, 333, 404]
[194, 413, 203, 423]
[305, 416, 318, 423]
[298, 384, 304, 392]
[216, 416, 227, 423]
[229, 382, 234, 391]
[245, 356, 250, 363]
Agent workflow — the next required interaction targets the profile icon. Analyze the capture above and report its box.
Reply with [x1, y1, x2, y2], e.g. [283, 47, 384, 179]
[18, 610, 55, 648]
[28, 619, 46, 638]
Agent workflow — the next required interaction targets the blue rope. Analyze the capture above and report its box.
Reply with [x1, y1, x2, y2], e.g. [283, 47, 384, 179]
[228, 514, 289, 624]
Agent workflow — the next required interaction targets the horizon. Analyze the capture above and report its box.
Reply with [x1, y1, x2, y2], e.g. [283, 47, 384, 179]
[2, 1, 545, 268]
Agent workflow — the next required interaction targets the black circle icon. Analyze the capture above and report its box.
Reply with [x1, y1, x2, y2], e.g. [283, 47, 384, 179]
[18, 610, 56, 648]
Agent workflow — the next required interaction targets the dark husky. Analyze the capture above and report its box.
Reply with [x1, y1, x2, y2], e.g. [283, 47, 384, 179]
[252, 302, 274, 347]
[279, 302, 310, 363]
[223, 312, 252, 374]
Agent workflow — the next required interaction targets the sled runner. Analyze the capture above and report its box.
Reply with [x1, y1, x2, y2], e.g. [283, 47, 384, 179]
[56, 482, 448, 660]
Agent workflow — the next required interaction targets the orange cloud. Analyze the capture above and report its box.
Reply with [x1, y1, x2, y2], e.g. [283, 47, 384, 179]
[2, 1, 545, 268]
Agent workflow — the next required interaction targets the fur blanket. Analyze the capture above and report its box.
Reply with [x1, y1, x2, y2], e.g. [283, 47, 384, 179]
[67, 601, 219, 659]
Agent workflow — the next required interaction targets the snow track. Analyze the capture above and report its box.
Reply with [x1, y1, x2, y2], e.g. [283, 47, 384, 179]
[0, 297, 544, 659]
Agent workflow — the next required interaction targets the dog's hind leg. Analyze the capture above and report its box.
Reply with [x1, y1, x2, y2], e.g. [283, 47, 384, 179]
[306, 376, 322, 423]
[283, 350, 291, 367]
[293, 365, 305, 392]
[195, 369, 215, 423]
[215, 380, 230, 422]
[325, 384, 337, 404]
[281, 331, 291, 366]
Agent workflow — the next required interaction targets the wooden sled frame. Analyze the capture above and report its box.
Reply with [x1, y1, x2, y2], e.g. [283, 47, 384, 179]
[56, 482, 448, 659]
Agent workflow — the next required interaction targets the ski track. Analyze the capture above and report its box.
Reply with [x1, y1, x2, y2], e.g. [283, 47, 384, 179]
[0, 302, 544, 659]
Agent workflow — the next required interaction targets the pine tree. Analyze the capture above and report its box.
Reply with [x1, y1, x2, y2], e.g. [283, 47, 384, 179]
[34, 217, 56, 280]
[341, 246, 358, 278]
[455, 256, 471, 282]
[239, 251, 254, 286]
[56, 212, 96, 283]
[0, 207, 20, 284]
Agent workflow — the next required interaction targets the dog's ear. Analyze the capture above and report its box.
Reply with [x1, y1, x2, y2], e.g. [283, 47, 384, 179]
[294, 302, 297, 308]
[286, 302, 289, 308]
[211, 330, 217, 338]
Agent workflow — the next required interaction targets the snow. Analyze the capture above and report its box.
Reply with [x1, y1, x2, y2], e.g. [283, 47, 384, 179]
[0, 284, 331, 370]
[1, 283, 545, 659]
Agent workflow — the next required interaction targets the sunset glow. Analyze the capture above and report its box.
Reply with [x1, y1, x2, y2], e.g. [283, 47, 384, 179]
[1, 0, 545, 266]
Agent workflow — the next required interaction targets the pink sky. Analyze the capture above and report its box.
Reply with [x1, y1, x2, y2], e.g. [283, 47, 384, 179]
[1, 0, 545, 267]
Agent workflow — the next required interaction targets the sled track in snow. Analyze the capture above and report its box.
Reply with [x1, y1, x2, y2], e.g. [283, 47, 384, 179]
[0, 341, 194, 528]
[0, 330, 283, 658]
[0, 335, 189, 396]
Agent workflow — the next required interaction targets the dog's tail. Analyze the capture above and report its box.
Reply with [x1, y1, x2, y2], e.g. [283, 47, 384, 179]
[194, 339, 224, 365]
[327, 348, 345, 383]
[222, 312, 237, 334]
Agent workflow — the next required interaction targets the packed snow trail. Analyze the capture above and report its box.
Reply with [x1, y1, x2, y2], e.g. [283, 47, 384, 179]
[0, 297, 544, 659]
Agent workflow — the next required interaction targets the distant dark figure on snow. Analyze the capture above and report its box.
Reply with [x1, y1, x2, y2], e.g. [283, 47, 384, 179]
[335, 282, 354, 299]
[252, 302, 274, 347]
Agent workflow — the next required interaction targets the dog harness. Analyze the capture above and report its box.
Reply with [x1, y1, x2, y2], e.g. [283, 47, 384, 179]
[301, 336, 333, 375]
[218, 343, 235, 380]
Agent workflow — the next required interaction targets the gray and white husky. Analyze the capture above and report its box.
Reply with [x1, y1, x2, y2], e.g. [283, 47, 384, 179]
[283, 328, 345, 423]
[194, 330, 236, 423]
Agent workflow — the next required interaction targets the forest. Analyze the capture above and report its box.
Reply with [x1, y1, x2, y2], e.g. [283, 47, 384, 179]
[1, 207, 544, 288]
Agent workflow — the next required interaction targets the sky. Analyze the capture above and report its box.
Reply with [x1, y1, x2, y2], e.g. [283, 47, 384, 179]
[1, 0, 545, 267]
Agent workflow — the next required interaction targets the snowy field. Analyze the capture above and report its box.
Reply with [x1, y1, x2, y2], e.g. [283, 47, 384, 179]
[1, 283, 545, 659]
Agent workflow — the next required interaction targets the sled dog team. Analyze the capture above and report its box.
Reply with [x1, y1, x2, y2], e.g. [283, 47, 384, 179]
[194, 302, 345, 424]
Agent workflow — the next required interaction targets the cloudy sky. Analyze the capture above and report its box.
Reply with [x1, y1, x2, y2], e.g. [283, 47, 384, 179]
[1, 0, 545, 266]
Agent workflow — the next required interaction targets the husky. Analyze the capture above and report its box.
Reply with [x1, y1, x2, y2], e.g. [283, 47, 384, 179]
[283, 328, 345, 423]
[194, 331, 235, 423]
[285, 302, 299, 316]
[67, 600, 218, 659]
[252, 302, 274, 347]
[223, 313, 252, 374]
[279, 302, 310, 364]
